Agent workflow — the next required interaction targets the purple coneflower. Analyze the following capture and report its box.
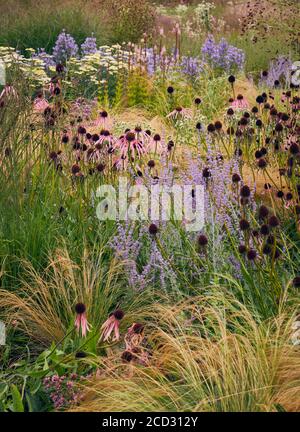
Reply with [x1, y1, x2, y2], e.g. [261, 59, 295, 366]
[100, 309, 124, 342]
[74, 303, 90, 337]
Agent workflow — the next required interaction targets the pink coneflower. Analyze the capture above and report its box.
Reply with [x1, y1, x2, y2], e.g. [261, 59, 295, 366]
[230, 95, 249, 110]
[100, 309, 124, 342]
[74, 303, 90, 337]
[96, 130, 116, 148]
[166, 106, 193, 120]
[94, 110, 112, 129]
[49, 81, 61, 97]
[33, 95, 49, 112]
[125, 323, 144, 351]
[0, 84, 17, 103]
[147, 133, 165, 155]
[114, 130, 147, 160]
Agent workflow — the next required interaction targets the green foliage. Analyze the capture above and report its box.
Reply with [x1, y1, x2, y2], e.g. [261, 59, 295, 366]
[108, 0, 156, 43]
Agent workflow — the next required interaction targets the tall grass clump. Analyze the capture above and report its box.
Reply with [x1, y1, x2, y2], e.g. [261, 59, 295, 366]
[71, 294, 300, 412]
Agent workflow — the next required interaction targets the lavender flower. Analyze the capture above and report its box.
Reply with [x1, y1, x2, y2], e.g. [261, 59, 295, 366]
[53, 30, 79, 64]
[33, 49, 55, 70]
[81, 36, 98, 56]
[259, 56, 293, 88]
[201, 35, 245, 73]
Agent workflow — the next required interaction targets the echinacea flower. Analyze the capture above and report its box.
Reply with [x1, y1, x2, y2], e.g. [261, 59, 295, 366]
[0, 84, 17, 104]
[114, 130, 147, 161]
[74, 303, 90, 337]
[94, 110, 112, 129]
[166, 106, 193, 120]
[230, 96, 249, 110]
[33, 96, 49, 112]
[100, 309, 124, 342]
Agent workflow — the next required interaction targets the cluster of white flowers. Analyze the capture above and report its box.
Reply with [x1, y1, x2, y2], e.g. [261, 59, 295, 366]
[0, 45, 130, 91]
[0, 46, 49, 87]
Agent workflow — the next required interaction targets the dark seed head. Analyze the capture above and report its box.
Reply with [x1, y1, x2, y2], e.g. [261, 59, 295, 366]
[232, 173, 241, 183]
[75, 351, 87, 359]
[247, 249, 257, 260]
[71, 164, 80, 175]
[239, 219, 250, 231]
[149, 223, 158, 235]
[262, 244, 272, 255]
[269, 215, 280, 228]
[240, 185, 251, 198]
[132, 323, 144, 334]
[121, 350, 133, 363]
[147, 160, 155, 168]
[260, 224, 270, 236]
[292, 276, 300, 288]
[258, 158, 267, 169]
[113, 309, 124, 320]
[198, 234, 208, 246]
[126, 132, 136, 142]
[238, 244, 247, 254]
[75, 303, 86, 315]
